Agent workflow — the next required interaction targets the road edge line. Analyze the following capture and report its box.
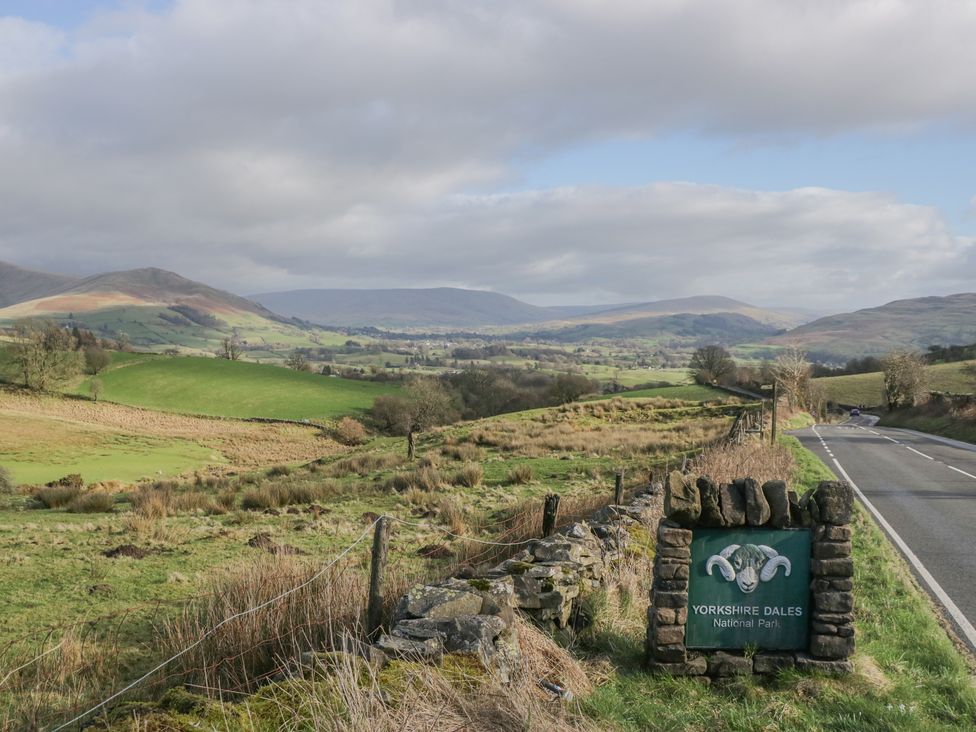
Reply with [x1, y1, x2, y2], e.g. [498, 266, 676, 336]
[813, 425, 976, 651]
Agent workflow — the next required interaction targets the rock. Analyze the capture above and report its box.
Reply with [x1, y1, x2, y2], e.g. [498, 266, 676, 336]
[396, 585, 485, 621]
[762, 480, 790, 529]
[800, 493, 820, 526]
[655, 607, 676, 625]
[657, 546, 691, 559]
[814, 591, 854, 613]
[374, 634, 443, 664]
[788, 490, 804, 525]
[652, 643, 687, 663]
[811, 558, 854, 577]
[718, 482, 746, 526]
[697, 476, 725, 527]
[655, 591, 688, 608]
[822, 525, 852, 541]
[665, 471, 701, 527]
[658, 523, 692, 548]
[812, 541, 852, 560]
[707, 652, 752, 676]
[753, 652, 795, 674]
[794, 654, 853, 674]
[532, 537, 585, 564]
[654, 624, 685, 645]
[813, 481, 854, 525]
[810, 633, 855, 659]
[741, 478, 770, 526]
[647, 657, 707, 675]
[656, 562, 690, 580]
[812, 578, 853, 592]
[812, 611, 854, 625]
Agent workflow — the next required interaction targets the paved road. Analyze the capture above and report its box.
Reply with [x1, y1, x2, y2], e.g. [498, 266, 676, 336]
[793, 417, 976, 650]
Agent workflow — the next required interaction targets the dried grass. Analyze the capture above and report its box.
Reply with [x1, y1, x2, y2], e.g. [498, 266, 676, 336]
[691, 439, 796, 487]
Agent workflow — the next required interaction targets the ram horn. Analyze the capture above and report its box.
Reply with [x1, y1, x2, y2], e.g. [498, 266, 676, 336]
[757, 545, 778, 559]
[706, 555, 736, 582]
[759, 555, 792, 582]
[719, 544, 740, 559]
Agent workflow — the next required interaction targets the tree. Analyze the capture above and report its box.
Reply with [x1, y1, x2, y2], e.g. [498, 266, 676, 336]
[219, 335, 243, 361]
[370, 379, 457, 458]
[11, 321, 83, 391]
[84, 345, 111, 375]
[773, 346, 811, 410]
[882, 351, 927, 409]
[689, 345, 736, 385]
[285, 350, 310, 372]
[90, 378, 104, 402]
[548, 373, 596, 404]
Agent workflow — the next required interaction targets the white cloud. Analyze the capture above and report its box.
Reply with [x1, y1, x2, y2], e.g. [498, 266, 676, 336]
[0, 1, 974, 308]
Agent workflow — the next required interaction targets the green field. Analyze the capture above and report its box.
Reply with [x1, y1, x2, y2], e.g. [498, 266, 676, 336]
[601, 383, 728, 401]
[815, 360, 975, 407]
[74, 356, 398, 421]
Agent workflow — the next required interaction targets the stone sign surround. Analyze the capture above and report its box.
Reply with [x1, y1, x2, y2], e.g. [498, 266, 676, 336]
[646, 472, 855, 677]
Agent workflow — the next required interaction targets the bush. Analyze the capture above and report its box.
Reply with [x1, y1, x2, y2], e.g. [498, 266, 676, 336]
[334, 417, 368, 446]
[505, 464, 534, 485]
[451, 462, 483, 488]
[47, 474, 84, 489]
[68, 492, 116, 513]
[0, 466, 14, 494]
[240, 481, 341, 510]
[441, 444, 483, 462]
[33, 484, 82, 509]
[267, 465, 292, 478]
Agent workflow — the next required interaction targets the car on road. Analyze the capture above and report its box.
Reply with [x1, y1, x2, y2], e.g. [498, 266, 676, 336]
[850, 408, 861, 417]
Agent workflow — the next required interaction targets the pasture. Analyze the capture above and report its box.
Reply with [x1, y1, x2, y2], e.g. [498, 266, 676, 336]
[73, 355, 398, 421]
[814, 360, 975, 407]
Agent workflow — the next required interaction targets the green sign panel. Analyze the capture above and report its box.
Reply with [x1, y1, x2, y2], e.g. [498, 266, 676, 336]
[686, 528, 811, 650]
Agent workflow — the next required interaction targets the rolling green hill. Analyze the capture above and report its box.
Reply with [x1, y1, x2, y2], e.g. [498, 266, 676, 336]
[815, 360, 975, 407]
[74, 356, 398, 421]
[771, 293, 976, 359]
[523, 312, 781, 345]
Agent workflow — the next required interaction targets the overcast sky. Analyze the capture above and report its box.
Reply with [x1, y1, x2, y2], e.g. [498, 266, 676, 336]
[1, 0, 974, 310]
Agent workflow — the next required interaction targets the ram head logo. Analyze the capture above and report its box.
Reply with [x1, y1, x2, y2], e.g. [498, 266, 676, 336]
[705, 543, 791, 594]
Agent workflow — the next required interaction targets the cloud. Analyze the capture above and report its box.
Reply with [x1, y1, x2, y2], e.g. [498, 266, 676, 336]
[0, 1, 974, 308]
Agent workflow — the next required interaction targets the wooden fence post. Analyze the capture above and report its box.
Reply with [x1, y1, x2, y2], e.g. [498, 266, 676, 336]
[771, 382, 779, 444]
[366, 516, 391, 640]
[614, 470, 624, 505]
[542, 494, 560, 538]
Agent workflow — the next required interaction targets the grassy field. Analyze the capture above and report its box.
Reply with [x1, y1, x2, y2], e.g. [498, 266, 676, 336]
[814, 360, 975, 407]
[604, 383, 728, 401]
[0, 388, 342, 486]
[73, 355, 398, 421]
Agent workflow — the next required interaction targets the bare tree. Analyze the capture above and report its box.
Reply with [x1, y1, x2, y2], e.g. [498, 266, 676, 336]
[219, 334, 243, 361]
[11, 320, 83, 391]
[285, 350, 310, 372]
[689, 345, 736, 385]
[84, 345, 111, 375]
[882, 351, 928, 409]
[371, 378, 458, 459]
[90, 378, 104, 402]
[773, 345, 811, 410]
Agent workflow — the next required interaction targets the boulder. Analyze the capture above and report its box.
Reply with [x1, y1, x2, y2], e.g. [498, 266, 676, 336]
[741, 478, 770, 526]
[762, 480, 790, 529]
[718, 482, 746, 526]
[395, 584, 486, 622]
[374, 634, 443, 664]
[697, 476, 725, 527]
[665, 471, 701, 527]
[813, 481, 854, 525]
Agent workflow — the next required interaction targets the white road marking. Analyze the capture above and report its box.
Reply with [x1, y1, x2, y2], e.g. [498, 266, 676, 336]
[811, 425, 976, 651]
[883, 436, 900, 444]
[948, 465, 976, 481]
[905, 446, 934, 460]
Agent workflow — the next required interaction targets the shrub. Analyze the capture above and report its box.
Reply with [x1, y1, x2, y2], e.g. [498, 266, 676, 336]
[68, 492, 116, 513]
[451, 462, 483, 488]
[334, 417, 369, 446]
[412, 466, 445, 492]
[441, 444, 483, 462]
[47, 474, 84, 489]
[328, 452, 403, 478]
[384, 474, 413, 493]
[33, 484, 82, 509]
[267, 465, 292, 478]
[505, 464, 534, 485]
[0, 466, 14, 494]
[240, 481, 341, 510]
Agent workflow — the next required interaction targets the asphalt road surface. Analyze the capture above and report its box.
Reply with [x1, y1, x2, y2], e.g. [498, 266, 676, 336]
[793, 416, 976, 651]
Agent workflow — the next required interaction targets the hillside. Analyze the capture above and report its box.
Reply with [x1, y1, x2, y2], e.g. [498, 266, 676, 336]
[73, 355, 397, 421]
[250, 287, 561, 328]
[545, 295, 806, 329]
[0, 261, 78, 308]
[522, 311, 782, 344]
[771, 293, 976, 359]
[815, 360, 976, 407]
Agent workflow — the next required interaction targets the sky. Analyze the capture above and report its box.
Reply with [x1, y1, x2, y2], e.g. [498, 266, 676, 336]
[0, 0, 974, 311]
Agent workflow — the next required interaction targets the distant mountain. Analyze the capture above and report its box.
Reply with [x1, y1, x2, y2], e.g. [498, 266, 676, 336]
[770, 293, 976, 360]
[524, 312, 782, 345]
[0, 261, 79, 308]
[250, 287, 560, 328]
[544, 295, 806, 330]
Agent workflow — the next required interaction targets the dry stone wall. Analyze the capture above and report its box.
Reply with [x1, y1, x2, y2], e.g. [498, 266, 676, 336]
[647, 471, 855, 677]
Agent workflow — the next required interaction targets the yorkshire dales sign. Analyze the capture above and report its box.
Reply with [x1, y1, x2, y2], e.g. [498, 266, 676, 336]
[646, 473, 856, 677]
[686, 528, 810, 650]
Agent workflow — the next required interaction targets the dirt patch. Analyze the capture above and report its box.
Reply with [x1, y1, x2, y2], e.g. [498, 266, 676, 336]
[246, 533, 307, 556]
[103, 544, 150, 559]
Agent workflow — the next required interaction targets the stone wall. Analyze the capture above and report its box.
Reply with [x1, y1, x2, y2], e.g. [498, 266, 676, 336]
[646, 471, 855, 677]
[372, 490, 659, 679]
